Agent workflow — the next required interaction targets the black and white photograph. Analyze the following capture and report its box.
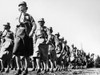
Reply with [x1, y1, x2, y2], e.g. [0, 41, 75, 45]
[0, 0, 100, 75]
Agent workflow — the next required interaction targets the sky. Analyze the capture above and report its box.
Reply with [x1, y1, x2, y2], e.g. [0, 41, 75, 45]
[0, 0, 100, 55]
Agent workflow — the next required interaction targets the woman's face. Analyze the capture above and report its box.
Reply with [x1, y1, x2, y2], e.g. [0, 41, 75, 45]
[18, 5, 27, 13]
[4, 26, 8, 30]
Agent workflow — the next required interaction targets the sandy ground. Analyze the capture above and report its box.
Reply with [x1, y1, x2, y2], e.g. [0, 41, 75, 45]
[0, 68, 100, 75]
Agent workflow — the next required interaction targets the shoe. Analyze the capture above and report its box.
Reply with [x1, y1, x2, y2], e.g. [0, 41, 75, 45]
[50, 69, 54, 73]
[10, 67, 13, 70]
[46, 69, 49, 72]
[43, 69, 48, 74]
[31, 68, 35, 71]
[22, 70, 28, 75]
[37, 69, 41, 73]
[55, 68, 58, 72]
[15, 69, 22, 75]
[5, 69, 9, 73]
[1, 68, 5, 72]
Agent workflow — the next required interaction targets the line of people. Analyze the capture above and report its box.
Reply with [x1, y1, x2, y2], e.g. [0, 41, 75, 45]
[0, 1, 95, 75]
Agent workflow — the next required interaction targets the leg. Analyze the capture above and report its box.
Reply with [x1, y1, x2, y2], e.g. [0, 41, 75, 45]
[36, 58, 41, 73]
[49, 59, 54, 72]
[25, 57, 28, 70]
[6, 61, 10, 73]
[22, 57, 28, 75]
[31, 57, 36, 71]
[15, 56, 22, 75]
[0, 59, 5, 72]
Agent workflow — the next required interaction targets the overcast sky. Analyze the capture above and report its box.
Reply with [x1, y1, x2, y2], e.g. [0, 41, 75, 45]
[0, 0, 100, 55]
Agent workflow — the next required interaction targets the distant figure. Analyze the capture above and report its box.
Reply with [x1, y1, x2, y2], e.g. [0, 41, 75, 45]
[0, 31, 3, 47]
[1, 22, 14, 43]
[13, 1, 37, 75]
[0, 22, 14, 73]
[46, 27, 56, 72]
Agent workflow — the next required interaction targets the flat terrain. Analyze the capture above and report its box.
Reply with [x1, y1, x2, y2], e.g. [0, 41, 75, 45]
[1, 68, 100, 75]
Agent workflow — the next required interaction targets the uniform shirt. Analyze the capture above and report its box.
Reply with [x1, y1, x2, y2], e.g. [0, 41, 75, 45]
[1, 30, 14, 43]
[15, 13, 35, 37]
[35, 26, 47, 39]
[1, 38, 13, 52]
[48, 34, 55, 45]
[54, 36, 60, 47]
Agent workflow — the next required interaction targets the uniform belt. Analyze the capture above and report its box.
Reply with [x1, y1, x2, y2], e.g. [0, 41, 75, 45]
[38, 37, 43, 38]
[37, 36, 44, 39]
[37, 35, 44, 38]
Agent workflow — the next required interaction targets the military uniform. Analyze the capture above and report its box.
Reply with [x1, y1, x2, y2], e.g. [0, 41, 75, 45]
[33, 26, 47, 58]
[0, 31, 14, 61]
[1, 30, 13, 43]
[13, 13, 34, 57]
[47, 34, 56, 61]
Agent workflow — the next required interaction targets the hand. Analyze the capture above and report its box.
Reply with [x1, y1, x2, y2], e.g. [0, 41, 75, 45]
[46, 41, 48, 44]
[6, 51, 9, 54]
[16, 25, 20, 27]
[12, 55, 16, 58]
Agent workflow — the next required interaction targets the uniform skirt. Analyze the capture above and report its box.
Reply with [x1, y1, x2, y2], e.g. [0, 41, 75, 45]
[39, 43, 48, 61]
[32, 38, 44, 57]
[48, 44, 56, 61]
[13, 35, 33, 57]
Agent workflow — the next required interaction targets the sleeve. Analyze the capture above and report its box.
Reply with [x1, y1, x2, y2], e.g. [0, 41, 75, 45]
[15, 16, 20, 26]
[28, 14, 37, 37]
[10, 31, 14, 40]
[30, 15, 35, 23]
[29, 14, 37, 29]
[14, 26, 19, 37]
[4, 41, 11, 49]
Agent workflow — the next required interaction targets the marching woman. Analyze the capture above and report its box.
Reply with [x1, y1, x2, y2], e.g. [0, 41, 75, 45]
[46, 27, 56, 72]
[13, 1, 37, 75]
[0, 22, 14, 73]
[32, 18, 48, 73]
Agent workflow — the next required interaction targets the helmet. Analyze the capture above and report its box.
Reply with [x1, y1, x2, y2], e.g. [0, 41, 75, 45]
[38, 18, 45, 23]
[55, 32, 60, 37]
[64, 40, 67, 44]
[3, 22, 11, 29]
[18, 1, 27, 7]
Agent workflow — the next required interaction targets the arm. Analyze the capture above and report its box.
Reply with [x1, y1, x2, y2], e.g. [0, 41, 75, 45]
[46, 34, 51, 44]
[29, 22, 37, 37]
[29, 15, 37, 37]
